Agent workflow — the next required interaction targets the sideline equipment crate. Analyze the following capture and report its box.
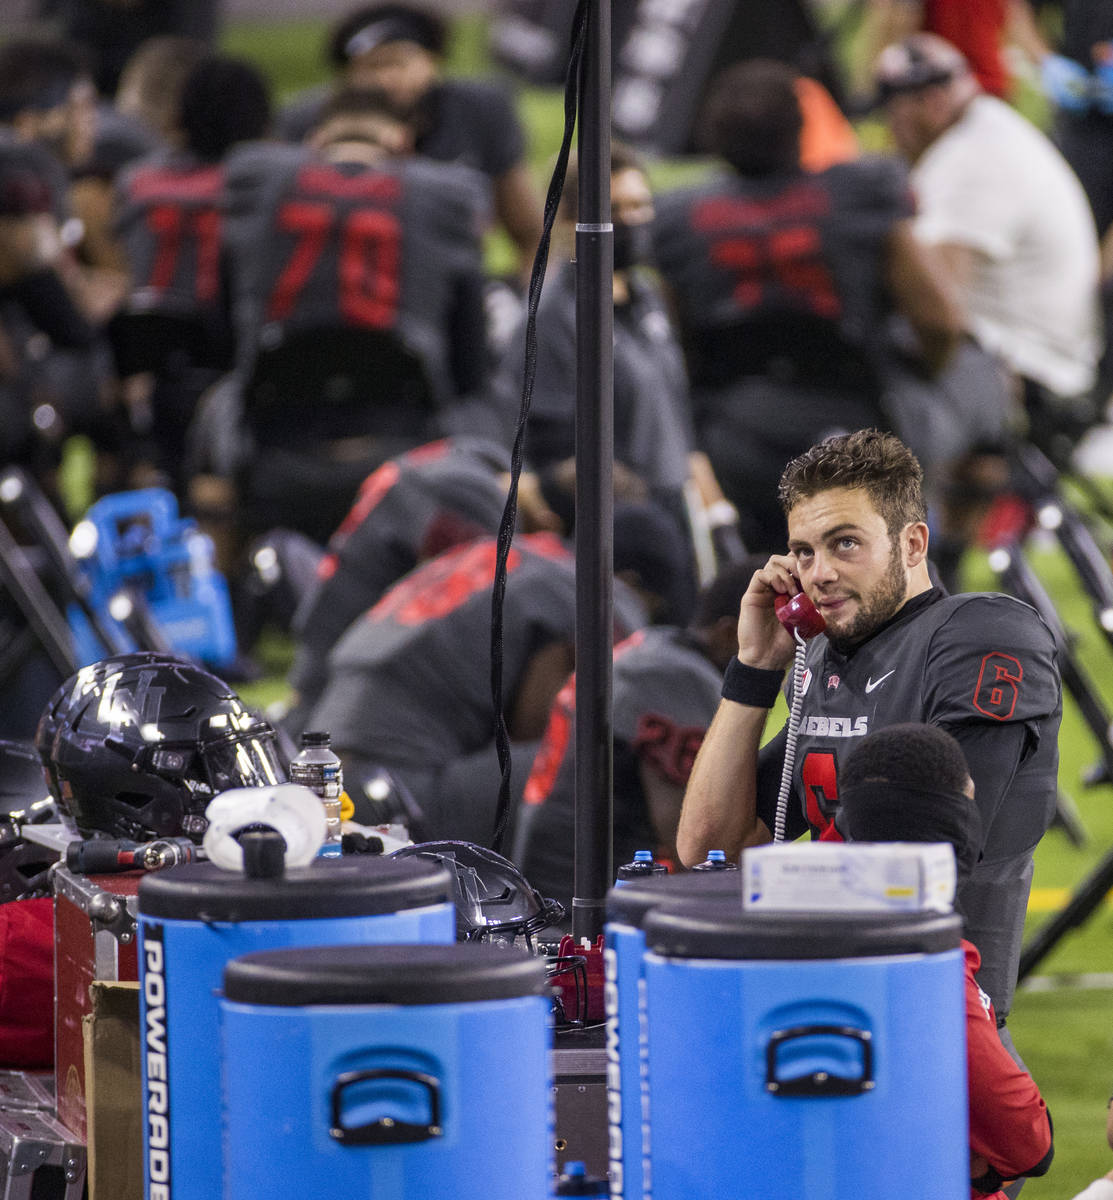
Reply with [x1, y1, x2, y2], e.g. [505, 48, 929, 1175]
[68, 489, 236, 670]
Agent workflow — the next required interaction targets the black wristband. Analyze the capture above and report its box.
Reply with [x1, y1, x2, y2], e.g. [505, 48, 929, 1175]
[970, 1164, 1006, 1195]
[721, 658, 784, 708]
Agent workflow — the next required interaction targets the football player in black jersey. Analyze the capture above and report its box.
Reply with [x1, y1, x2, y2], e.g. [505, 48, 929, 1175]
[306, 529, 652, 834]
[653, 59, 964, 553]
[112, 55, 272, 493]
[286, 435, 509, 723]
[274, 3, 543, 281]
[678, 428, 1061, 1026]
[187, 85, 492, 558]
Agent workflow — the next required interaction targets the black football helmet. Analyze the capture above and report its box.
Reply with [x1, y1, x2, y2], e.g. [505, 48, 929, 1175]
[35, 652, 285, 842]
[0, 738, 58, 902]
[390, 839, 583, 1026]
[390, 840, 565, 946]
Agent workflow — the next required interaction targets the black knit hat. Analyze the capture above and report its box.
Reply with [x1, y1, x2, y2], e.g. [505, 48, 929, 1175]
[837, 722, 982, 881]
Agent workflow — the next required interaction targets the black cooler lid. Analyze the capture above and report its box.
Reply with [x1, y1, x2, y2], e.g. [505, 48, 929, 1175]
[645, 902, 963, 960]
[223, 943, 551, 1007]
[137, 855, 453, 922]
[606, 871, 742, 930]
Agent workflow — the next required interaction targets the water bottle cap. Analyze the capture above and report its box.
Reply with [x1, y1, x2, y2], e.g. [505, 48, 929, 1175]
[708, 850, 726, 862]
[299, 730, 332, 747]
[633, 850, 653, 862]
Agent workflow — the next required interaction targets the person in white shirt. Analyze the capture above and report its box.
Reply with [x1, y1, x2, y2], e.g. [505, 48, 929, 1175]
[872, 32, 1103, 584]
[875, 32, 1101, 423]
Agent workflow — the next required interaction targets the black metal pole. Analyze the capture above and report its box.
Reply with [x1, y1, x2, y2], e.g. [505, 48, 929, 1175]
[0, 516, 79, 678]
[572, 0, 613, 944]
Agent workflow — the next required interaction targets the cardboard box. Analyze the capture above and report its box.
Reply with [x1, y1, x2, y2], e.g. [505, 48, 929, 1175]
[741, 842, 957, 913]
[52, 866, 141, 1140]
[83, 982, 141, 1200]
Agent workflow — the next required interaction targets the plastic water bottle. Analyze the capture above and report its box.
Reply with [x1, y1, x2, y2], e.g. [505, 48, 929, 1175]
[691, 849, 739, 872]
[289, 731, 343, 852]
[615, 849, 668, 887]
[555, 1160, 609, 1197]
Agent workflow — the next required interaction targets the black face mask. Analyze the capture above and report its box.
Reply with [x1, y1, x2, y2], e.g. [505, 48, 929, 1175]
[612, 220, 653, 272]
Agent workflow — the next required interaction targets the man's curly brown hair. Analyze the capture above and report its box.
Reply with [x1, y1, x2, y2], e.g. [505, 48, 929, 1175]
[777, 428, 927, 536]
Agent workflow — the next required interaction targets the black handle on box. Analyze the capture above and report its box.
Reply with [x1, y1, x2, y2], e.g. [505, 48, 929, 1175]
[765, 1024, 875, 1097]
[65, 840, 139, 874]
[329, 1069, 443, 1146]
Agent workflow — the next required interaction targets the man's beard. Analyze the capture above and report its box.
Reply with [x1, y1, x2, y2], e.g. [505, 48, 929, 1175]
[825, 538, 907, 652]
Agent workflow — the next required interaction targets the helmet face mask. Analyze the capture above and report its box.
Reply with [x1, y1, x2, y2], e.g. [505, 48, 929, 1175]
[0, 818, 56, 901]
[393, 840, 587, 1027]
[391, 840, 565, 946]
[0, 740, 58, 901]
[36, 653, 285, 842]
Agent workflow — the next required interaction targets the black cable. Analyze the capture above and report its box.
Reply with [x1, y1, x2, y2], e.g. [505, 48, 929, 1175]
[489, 0, 590, 856]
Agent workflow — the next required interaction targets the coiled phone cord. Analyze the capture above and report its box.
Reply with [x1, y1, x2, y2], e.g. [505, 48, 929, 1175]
[773, 627, 809, 843]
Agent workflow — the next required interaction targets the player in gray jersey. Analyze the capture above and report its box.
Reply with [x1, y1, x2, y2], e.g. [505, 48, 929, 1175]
[287, 436, 510, 721]
[221, 89, 489, 406]
[273, 4, 543, 280]
[114, 57, 270, 334]
[516, 559, 755, 920]
[678, 429, 1061, 1025]
[652, 59, 964, 553]
[309, 530, 653, 835]
[187, 88, 493, 554]
[112, 56, 271, 490]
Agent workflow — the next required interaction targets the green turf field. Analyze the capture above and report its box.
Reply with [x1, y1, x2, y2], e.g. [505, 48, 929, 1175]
[217, 14, 1113, 1193]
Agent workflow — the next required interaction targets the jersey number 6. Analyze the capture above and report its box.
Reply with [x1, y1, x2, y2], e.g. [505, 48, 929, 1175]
[972, 652, 1022, 721]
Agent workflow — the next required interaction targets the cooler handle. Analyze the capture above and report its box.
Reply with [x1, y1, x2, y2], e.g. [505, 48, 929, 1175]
[329, 1068, 443, 1145]
[765, 1024, 874, 1097]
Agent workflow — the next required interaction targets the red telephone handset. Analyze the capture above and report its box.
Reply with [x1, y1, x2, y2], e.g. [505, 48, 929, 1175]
[774, 590, 826, 639]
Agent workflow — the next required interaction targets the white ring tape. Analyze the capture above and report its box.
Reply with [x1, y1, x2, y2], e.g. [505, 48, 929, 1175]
[203, 784, 327, 872]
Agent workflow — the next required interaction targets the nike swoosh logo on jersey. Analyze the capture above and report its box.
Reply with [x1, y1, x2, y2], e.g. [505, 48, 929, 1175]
[865, 670, 895, 694]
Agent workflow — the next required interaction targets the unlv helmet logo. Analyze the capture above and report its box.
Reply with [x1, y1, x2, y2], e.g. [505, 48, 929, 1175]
[97, 669, 166, 734]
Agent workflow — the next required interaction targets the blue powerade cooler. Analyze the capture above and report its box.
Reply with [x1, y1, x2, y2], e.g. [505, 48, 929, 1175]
[137, 848, 454, 1200]
[641, 904, 967, 1200]
[220, 943, 553, 1200]
[604, 872, 742, 1200]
